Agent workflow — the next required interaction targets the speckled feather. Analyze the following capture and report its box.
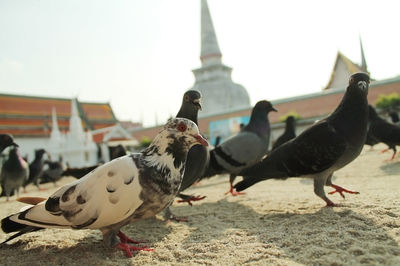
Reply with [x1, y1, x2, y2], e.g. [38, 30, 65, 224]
[1, 118, 206, 248]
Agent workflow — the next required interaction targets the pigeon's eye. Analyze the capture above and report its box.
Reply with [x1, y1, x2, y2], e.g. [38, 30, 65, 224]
[349, 77, 354, 84]
[184, 95, 190, 102]
[177, 122, 187, 132]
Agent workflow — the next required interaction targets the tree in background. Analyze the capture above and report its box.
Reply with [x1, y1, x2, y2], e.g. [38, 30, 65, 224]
[376, 93, 400, 112]
[279, 111, 301, 122]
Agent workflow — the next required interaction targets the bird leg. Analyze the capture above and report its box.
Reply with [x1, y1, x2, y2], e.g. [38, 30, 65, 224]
[314, 174, 337, 207]
[176, 194, 206, 206]
[328, 184, 359, 199]
[225, 174, 246, 196]
[163, 207, 188, 223]
[116, 231, 153, 258]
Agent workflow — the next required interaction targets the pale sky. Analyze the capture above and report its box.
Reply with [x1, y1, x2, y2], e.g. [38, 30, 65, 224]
[1, 0, 399, 126]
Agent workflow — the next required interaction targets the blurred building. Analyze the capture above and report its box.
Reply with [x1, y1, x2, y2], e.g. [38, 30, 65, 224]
[131, 47, 400, 146]
[0, 93, 134, 166]
[191, 0, 251, 117]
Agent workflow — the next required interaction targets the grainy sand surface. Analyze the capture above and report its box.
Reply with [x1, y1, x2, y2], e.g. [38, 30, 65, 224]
[1, 144, 400, 265]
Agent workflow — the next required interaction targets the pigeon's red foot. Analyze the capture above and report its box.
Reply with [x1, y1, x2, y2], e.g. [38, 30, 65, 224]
[328, 184, 359, 199]
[116, 243, 154, 257]
[225, 184, 246, 196]
[381, 148, 389, 154]
[117, 231, 146, 244]
[177, 195, 206, 206]
[38, 187, 46, 191]
[325, 199, 336, 207]
[116, 231, 153, 257]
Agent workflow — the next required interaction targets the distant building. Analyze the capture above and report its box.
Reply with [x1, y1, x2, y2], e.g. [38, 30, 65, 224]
[0, 93, 134, 165]
[191, 0, 251, 117]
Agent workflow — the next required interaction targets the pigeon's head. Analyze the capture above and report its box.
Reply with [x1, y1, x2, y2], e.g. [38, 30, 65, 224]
[183, 90, 202, 111]
[254, 100, 277, 113]
[34, 148, 47, 158]
[161, 118, 208, 149]
[0, 134, 18, 153]
[250, 100, 277, 121]
[349, 72, 370, 94]
[286, 115, 296, 124]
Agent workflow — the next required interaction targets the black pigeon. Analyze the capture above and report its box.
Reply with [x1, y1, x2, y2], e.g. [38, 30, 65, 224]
[40, 156, 66, 186]
[204, 100, 277, 196]
[272, 115, 297, 150]
[24, 149, 47, 191]
[0, 134, 18, 154]
[164, 90, 209, 221]
[235, 73, 370, 206]
[1, 118, 208, 257]
[109, 144, 127, 160]
[0, 146, 29, 201]
[388, 111, 400, 125]
[367, 105, 400, 160]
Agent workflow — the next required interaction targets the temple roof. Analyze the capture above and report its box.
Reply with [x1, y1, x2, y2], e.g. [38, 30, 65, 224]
[0, 93, 118, 137]
[323, 52, 367, 90]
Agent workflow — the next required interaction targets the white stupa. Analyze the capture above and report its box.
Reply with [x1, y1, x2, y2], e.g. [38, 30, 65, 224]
[48, 99, 98, 167]
[191, 0, 251, 117]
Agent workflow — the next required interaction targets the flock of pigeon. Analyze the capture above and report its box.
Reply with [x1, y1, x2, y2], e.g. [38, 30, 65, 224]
[0, 72, 398, 257]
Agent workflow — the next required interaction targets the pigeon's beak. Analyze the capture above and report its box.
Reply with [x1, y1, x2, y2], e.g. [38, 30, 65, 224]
[357, 81, 368, 92]
[271, 107, 277, 112]
[193, 134, 208, 146]
[193, 99, 202, 110]
[12, 142, 19, 147]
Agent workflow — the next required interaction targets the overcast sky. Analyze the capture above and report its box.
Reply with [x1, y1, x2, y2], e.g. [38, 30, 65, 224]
[1, 0, 399, 126]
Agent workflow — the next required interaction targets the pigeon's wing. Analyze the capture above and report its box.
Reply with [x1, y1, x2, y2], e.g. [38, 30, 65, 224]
[213, 132, 268, 172]
[9, 155, 143, 230]
[237, 121, 347, 185]
[371, 119, 400, 145]
[179, 144, 209, 192]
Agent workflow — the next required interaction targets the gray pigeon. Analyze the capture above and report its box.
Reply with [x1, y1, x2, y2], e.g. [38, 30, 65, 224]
[1, 118, 208, 257]
[0, 146, 29, 201]
[272, 115, 296, 150]
[0, 134, 18, 154]
[204, 100, 277, 196]
[164, 90, 209, 221]
[235, 73, 370, 206]
[24, 149, 47, 191]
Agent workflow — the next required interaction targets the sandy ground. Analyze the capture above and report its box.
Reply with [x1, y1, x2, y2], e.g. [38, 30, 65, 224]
[0, 143, 400, 265]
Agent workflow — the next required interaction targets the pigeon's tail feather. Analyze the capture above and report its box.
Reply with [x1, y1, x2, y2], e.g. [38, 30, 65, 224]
[1, 215, 42, 245]
[2, 215, 28, 233]
[201, 150, 226, 179]
[234, 176, 264, 192]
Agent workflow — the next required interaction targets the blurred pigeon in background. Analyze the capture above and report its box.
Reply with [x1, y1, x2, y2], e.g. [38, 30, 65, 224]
[41, 156, 66, 187]
[388, 111, 400, 125]
[204, 100, 277, 196]
[0, 134, 18, 154]
[272, 115, 296, 151]
[1, 118, 208, 257]
[0, 146, 29, 201]
[24, 149, 47, 191]
[235, 73, 370, 206]
[367, 105, 400, 160]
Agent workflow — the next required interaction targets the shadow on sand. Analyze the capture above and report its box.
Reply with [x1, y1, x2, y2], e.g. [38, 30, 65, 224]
[171, 198, 400, 264]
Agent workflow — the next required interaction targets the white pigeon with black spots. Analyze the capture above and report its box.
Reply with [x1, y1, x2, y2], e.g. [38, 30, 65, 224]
[1, 118, 208, 257]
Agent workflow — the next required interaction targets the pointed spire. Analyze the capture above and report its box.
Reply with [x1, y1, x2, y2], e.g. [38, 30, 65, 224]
[359, 36, 368, 72]
[69, 98, 85, 141]
[50, 107, 61, 142]
[200, 0, 222, 66]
